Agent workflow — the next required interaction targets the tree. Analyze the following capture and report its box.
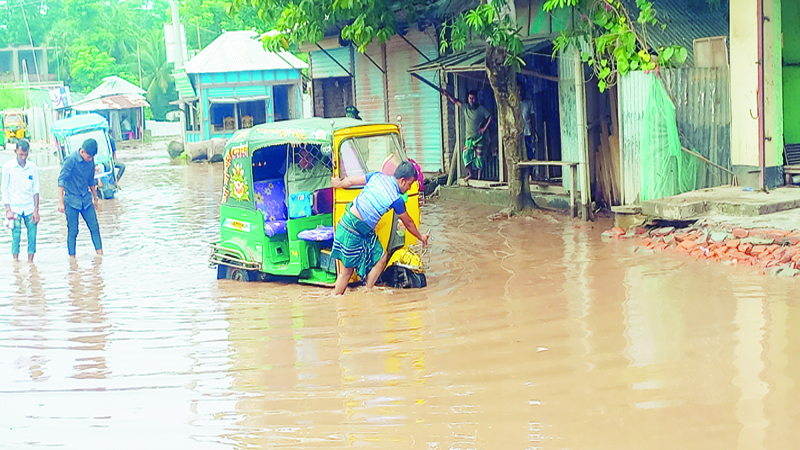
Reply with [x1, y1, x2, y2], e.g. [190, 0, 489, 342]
[68, 45, 127, 93]
[243, 0, 534, 210]
[125, 29, 178, 120]
[0, 84, 26, 110]
[544, 0, 687, 92]
[182, 0, 272, 51]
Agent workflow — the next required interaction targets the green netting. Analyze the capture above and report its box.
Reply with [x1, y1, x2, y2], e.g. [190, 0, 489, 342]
[640, 78, 697, 201]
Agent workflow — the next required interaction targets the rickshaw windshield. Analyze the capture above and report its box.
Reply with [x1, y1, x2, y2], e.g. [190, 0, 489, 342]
[339, 133, 406, 178]
[5, 114, 22, 125]
[65, 130, 111, 160]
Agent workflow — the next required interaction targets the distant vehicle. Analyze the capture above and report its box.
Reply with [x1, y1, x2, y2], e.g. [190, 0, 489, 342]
[2, 109, 28, 149]
[51, 113, 119, 200]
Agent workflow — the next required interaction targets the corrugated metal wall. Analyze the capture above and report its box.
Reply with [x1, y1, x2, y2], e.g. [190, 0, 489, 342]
[354, 43, 386, 122]
[618, 71, 652, 205]
[310, 46, 351, 79]
[558, 47, 580, 193]
[386, 29, 443, 171]
[619, 68, 731, 204]
[660, 68, 731, 188]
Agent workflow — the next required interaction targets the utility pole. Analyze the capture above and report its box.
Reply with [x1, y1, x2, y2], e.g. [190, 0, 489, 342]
[170, 0, 184, 69]
[137, 41, 143, 89]
[170, 0, 187, 147]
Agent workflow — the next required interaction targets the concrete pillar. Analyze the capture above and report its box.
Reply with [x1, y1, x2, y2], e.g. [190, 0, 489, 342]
[730, 0, 783, 187]
[730, 0, 759, 168]
[11, 48, 19, 81]
[40, 48, 48, 79]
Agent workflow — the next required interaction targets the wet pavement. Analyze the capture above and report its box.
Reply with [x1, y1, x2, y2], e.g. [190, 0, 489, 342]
[2, 144, 800, 449]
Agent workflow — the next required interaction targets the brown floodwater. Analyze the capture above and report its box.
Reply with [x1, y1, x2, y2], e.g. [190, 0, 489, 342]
[2, 144, 800, 449]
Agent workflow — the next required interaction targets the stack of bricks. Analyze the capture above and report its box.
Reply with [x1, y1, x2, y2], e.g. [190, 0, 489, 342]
[603, 224, 800, 276]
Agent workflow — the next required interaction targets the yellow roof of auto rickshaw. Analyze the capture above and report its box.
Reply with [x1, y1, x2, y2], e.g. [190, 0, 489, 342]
[225, 117, 399, 151]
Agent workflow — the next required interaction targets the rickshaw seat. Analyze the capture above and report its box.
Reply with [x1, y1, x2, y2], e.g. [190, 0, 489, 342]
[297, 226, 334, 242]
[254, 178, 288, 237]
[263, 220, 288, 237]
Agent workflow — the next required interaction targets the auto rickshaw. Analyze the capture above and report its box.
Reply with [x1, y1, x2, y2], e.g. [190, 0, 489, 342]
[51, 113, 118, 200]
[2, 109, 28, 149]
[209, 117, 426, 288]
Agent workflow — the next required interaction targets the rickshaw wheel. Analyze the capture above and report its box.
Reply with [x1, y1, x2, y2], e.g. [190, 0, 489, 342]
[381, 266, 427, 289]
[230, 269, 252, 282]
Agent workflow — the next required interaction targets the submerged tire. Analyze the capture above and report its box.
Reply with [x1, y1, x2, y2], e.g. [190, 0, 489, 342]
[382, 266, 427, 289]
[229, 269, 253, 282]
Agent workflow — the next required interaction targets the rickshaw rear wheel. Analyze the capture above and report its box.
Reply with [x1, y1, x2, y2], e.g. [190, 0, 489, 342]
[230, 268, 253, 282]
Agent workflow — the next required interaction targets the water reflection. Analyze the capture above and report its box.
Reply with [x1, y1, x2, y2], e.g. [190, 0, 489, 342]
[67, 258, 109, 379]
[1, 145, 800, 449]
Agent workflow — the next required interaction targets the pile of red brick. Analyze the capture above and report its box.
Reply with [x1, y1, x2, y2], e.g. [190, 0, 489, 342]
[604, 225, 800, 276]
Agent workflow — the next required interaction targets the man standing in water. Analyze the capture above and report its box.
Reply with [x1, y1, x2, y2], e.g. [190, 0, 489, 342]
[2, 139, 40, 262]
[330, 161, 428, 295]
[57, 138, 103, 258]
[446, 90, 492, 181]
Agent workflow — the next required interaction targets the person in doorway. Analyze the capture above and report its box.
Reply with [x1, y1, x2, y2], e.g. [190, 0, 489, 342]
[109, 137, 126, 182]
[446, 90, 492, 181]
[121, 116, 132, 140]
[57, 138, 103, 259]
[345, 106, 362, 120]
[2, 139, 40, 262]
[520, 89, 543, 180]
[330, 161, 429, 295]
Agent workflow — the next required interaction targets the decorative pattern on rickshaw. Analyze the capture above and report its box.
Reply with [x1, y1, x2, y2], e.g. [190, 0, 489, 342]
[229, 163, 250, 201]
[251, 127, 329, 142]
[254, 180, 286, 222]
[222, 145, 249, 203]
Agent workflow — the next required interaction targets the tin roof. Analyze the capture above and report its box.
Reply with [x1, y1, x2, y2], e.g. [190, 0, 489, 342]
[66, 94, 150, 112]
[620, 0, 728, 66]
[184, 30, 307, 74]
[408, 34, 556, 73]
[87, 76, 146, 99]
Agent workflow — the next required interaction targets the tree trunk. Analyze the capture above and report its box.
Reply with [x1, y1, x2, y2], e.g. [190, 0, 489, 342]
[484, 43, 535, 211]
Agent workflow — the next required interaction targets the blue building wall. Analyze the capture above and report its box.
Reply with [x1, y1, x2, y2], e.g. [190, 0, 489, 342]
[190, 69, 302, 142]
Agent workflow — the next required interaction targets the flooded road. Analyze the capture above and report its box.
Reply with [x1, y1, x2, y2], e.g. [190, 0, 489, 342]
[2, 144, 800, 449]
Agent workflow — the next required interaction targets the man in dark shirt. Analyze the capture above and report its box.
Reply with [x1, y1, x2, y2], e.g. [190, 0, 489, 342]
[57, 138, 103, 258]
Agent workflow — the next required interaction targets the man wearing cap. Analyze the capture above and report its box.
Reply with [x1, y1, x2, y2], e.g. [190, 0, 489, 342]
[57, 138, 103, 258]
[345, 106, 362, 120]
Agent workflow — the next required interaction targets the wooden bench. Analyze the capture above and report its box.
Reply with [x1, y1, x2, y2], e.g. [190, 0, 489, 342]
[785, 165, 800, 185]
[516, 161, 580, 218]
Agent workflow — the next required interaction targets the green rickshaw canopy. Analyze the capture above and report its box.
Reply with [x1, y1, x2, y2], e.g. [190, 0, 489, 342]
[225, 117, 387, 151]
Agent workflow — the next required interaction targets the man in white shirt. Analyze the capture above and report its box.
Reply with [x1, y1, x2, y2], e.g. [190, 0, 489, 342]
[2, 139, 40, 262]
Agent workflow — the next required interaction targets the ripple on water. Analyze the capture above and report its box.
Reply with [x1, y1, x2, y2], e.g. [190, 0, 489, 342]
[1, 147, 799, 449]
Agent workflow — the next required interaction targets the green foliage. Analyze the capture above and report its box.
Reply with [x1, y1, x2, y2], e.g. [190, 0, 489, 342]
[182, 0, 267, 51]
[440, 1, 525, 68]
[3, 0, 263, 114]
[0, 84, 26, 110]
[68, 45, 128, 93]
[245, 0, 427, 53]
[544, 0, 688, 92]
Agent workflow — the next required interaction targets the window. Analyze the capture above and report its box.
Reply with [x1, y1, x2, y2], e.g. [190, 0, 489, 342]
[210, 103, 235, 131]
[339, 133, 406, 178]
